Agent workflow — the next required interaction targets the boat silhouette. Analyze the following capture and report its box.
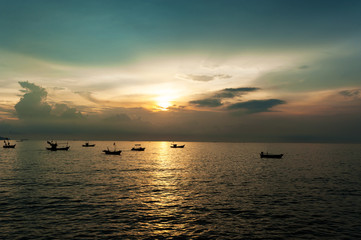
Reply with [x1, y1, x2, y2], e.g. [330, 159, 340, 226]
[3, 139, 16, 148]
[103, 143, 121, 155]
[260, 152, 283, 159]
[131, 144, 145, 151]
[46, 141, 70, 151]
[82, 141, 95, 147]
[170, 143, 185, 148]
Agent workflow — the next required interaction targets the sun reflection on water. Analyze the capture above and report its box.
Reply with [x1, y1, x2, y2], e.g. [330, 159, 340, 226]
[139, 141, 190, 236]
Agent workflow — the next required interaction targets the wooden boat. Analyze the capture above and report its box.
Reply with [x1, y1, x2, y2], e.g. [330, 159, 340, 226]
[260, 152, 283, 159]
[103, 143, 121, 155]
[82, 142, 95, 147]
[46, 141, 70, 151]
[170, 143, 185, 148]
[47, 146, 70, 151]
[131, 144, 145, 151]
[103, 149, 121, 155]
[3, 140, 16, 148]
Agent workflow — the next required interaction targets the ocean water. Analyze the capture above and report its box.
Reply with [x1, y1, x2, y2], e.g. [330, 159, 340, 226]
[1, 141, 361, 239]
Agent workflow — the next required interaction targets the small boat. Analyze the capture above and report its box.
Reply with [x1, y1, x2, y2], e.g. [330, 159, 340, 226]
[46, 141, 70, 151]
[3, 139, 16, 148]
[131, 144, 145, 151]
[82, 141, 95, 147]
[103, 143, 121, 155]
[103, 149, 121, 155]
[260, 152, 283, 159]
[170, 143, 185, 148]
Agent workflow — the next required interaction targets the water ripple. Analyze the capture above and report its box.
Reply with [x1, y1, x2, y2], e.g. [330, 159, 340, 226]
[1, 141, 361, 239]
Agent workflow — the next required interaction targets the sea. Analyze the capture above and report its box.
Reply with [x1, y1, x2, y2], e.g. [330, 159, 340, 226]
[1, 141, 361, 239]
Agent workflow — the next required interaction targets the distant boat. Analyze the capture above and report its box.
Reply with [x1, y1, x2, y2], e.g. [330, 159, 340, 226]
[82, 141, 95, 147]
[131, 144, 145, 151]
[3, 139, 16, 148]
[46, 141, 70, 151]
[170, 143, 185, 148]
[103, 143, 121, 155]
[103, 149, 121, 155]
[260, 152, 283, 159]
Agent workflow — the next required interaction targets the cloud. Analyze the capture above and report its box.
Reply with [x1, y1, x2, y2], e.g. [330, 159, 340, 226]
[104, 113, 131, 122]
[189, 87, 260, 108]
[75, 91, 127, 107]
[3, 102, 360, 142]
[187, 74, 231, 82]
[255, 47, 361, 92]
[189, 98, 223, 107]
[227, 99, 286, 113]
[76, 91, 104, 104]
[214, 87, 259, 98]
[51, 103, 83, 119]
[0, 104, 14, 117]
[298, 65, 309, 69]
[2, 83, 360, 142]
[53, 86, 66, 91]
[339, 89, 360, 98]
[14, 81, 52, 119]
[14, 81, 82, 120]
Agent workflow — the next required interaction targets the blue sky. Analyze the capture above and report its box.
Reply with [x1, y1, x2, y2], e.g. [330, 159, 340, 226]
[2, 0, 361, 64]
[0, 0, 361, 142]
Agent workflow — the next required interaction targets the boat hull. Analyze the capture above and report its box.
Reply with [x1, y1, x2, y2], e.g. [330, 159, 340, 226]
[103, 150, 121, 155]
[46, 146, 70, 151]
[260, 153, 283, 159]
[82, 144, 95, 147]
[170, 145, 185, 148]
[3, 145, 16, 148]
[131, 147, 145, 151]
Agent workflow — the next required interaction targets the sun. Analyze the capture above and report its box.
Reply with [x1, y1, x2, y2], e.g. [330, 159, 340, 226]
[155, 95, 173, 111]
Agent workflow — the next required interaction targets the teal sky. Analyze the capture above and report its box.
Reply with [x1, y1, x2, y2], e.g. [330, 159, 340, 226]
[0, 0, 361, 142]
[1, 0, 361, 64]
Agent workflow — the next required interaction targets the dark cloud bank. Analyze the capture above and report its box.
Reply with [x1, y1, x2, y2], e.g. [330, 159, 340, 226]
[5, 81, 150, 140]
[339, 89, 360, 98]
[190, 87, 260, 107]
[1, 82, 360, 143]
[228, 99, 286, 113]
[15, 81, 82, 120]
[189, 87, 286, 114]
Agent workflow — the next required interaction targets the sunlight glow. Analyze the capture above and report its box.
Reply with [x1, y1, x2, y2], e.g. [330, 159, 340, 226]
[155, 95, 173, 111]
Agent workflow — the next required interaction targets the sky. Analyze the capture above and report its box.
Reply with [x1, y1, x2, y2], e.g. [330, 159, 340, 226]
[0, 0, 361, 142]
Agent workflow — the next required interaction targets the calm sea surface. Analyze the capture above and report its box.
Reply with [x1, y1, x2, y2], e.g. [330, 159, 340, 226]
[1, 141, 361, 239]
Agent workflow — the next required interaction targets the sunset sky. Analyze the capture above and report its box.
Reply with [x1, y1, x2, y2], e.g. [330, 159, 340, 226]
[1, 0, 361, 142]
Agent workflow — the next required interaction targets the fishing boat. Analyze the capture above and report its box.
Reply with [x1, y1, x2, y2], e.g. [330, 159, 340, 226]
[82, 141, 95, 147]
[260, 152, 283, 159]
[131, 144, 145, 151]
[103, 149, 121, 155]
[3, 139, 16, 148]
[103, 143, 121, 155]
[46, 141, 70, 151]
[170, 143, 185, 148]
